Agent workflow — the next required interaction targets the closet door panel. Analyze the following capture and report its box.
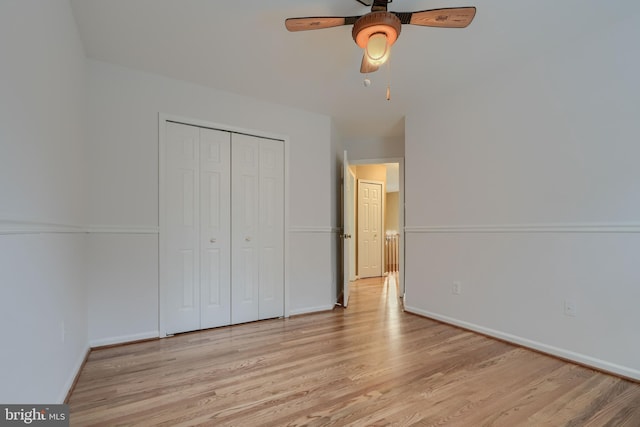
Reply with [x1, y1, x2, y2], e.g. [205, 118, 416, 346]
[164, 121, 284, 332]
[231, 135, 260, 324]
[199, 128, 231, 329]
[259, 140, 284, 320]
[165, 122, 200, 334]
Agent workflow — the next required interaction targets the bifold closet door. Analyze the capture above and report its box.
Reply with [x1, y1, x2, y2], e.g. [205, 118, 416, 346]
[231, 134, 284, 324]
[199, 128, 232, 329]
[164, 122, 231, 334]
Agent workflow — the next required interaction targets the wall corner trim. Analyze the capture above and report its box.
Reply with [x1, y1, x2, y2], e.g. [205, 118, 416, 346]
[405, 222, 640, 234]
[86, 225, 160, 234]
[0, 218, 85, 235]
[289, 226, 340, 234]
[0, 218, 160, 235]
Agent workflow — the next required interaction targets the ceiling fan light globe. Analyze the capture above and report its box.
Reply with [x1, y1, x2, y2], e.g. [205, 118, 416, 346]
[366, 33, 388, 62]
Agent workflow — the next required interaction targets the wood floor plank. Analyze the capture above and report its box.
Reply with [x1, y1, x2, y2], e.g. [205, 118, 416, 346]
[68, 276, 640, 426]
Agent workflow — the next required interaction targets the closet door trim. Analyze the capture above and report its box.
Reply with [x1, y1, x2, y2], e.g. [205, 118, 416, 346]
[159, 113, 290, 337]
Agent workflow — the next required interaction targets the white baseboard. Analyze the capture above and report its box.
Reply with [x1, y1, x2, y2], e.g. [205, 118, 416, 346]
[59, 345, 90, 404]
[89, 331, 159, 348]
[289, 304, 335, 316]
[404, 305, 640, 381]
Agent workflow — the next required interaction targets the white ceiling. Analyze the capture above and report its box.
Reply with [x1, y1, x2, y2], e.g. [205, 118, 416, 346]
[70, 0, 614, 140]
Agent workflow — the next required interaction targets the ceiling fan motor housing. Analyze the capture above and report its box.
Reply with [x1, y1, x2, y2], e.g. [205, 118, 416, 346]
[352, 11, 402, 48]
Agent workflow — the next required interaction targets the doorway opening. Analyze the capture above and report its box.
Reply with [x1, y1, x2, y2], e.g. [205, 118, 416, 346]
[341, 155, 404, 308]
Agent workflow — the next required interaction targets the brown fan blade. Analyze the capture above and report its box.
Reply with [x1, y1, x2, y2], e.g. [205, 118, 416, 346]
[360, 55, 380, 74]
[407, 7, 476, 28]
[285, 17, 351, 32]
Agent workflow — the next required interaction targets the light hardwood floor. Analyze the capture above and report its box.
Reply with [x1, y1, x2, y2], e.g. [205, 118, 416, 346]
[69, 276, 640, 426]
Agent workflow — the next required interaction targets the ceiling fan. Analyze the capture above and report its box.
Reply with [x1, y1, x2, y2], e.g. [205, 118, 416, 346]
[285, 0, 476, 74]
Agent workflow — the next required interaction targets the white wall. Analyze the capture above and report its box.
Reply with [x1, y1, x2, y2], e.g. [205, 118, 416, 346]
[404, 8, 640, 379]
[0, 0, 88, 402]
[86, 60, 336, 342]
[87, 234, 158, 346]
[346, 135, 404, 162]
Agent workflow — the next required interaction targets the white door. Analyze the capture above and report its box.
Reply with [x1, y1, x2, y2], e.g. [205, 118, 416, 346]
[358, 180, 383, 278]
[199, 128, 231, 329]
[165, 122, 200, 334]
[342, 150, 355, 307]
[232, 134, 284, 323]
[162, 121, 284, 333]
[164, 123, 232, 335]
[258, 138, 285, 319]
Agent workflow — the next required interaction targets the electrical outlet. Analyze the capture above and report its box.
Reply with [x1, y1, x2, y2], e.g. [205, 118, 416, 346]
[564, 300, 577, 317]
[452, 281, 461, 295]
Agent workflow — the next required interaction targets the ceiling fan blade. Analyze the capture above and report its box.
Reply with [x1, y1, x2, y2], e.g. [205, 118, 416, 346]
[404, 7, 476, 28]
[285, 16, 359, 32]
[360, 55, 380, 74]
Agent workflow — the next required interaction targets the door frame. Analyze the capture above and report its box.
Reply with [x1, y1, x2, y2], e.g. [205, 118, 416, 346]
[158, 113, 291, 337]
[347, 157, 405, 297]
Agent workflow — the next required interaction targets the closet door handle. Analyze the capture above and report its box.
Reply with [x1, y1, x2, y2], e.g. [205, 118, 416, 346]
[210, 238, 216, 243]
[245, 236, 251, 242]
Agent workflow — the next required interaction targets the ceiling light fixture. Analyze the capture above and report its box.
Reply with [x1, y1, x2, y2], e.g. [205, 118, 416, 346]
[352, 11, 401, 67]
[286, 2, 476, 101]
